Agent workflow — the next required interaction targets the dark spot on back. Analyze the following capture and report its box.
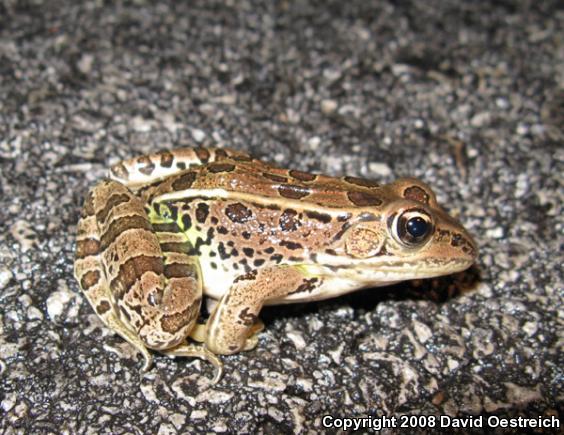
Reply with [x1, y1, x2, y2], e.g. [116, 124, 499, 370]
[159, 151, 174, 168]
[214, 149, 228, 159]
[195, 148, 210, 164]
[278, 184, 310, 199]
[289, 169, 316, 182]
[172, 171, 196, 190]
[347, 191, 383, 206]
[137, 156, 155, 176]
[344, 176, 380, 188]
[208, 163, 236, 173]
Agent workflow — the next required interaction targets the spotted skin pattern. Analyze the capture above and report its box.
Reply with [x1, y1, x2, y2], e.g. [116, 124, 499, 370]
[74, 147, 478, 382]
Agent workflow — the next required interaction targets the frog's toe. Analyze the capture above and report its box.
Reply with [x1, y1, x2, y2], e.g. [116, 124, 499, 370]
[242, 335, 259, 351]
[242, 319, 265, 351]
[162, 344, 224, 384]
[140, 351, 153, 372]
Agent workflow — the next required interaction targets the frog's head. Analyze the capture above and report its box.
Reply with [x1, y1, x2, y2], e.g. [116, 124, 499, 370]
[320, 178, 478, 284]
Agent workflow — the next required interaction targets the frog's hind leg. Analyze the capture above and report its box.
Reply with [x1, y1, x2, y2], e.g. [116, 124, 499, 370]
[75, 179, 210, 372]
[75, 183, 153, 370]
[109, 147, 252, 189]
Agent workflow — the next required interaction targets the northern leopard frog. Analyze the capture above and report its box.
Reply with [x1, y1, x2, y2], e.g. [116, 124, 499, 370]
[74, 147, 477, 382]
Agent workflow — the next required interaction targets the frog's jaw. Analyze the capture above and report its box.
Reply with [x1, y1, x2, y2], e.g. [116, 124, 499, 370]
[271, 257, 474, 305]
[301, 255, 473, 285]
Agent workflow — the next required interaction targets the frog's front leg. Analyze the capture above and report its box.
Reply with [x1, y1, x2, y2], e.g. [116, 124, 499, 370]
[205, 267, 319, 354]
[74, 179, 213, 372]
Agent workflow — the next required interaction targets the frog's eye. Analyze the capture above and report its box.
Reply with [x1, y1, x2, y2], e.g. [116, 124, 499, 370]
[391, 209, 434, 247]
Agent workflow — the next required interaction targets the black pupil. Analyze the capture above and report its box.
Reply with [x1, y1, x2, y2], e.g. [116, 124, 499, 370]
[406, 216, 428, 238]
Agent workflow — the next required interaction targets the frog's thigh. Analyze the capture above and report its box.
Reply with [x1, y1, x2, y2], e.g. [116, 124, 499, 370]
[75, 183, 156, 369]
[75, 228, 154, 370]
[75, 180, 203, 366]
[205, 267, 309, 355]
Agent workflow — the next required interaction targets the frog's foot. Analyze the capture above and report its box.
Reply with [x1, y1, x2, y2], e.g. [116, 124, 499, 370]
[105, 312, 153, 372]
[162, 344, 223, 384]
[242, 319, 265, 351]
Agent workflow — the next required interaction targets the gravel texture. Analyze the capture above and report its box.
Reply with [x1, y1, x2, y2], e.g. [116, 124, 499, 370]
[0, 0, 562, 433]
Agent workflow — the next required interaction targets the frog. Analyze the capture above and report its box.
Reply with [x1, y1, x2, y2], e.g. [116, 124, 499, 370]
[74, 147, 477, 382]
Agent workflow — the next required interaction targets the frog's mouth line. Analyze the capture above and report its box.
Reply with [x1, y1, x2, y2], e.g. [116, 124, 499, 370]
[317, 258, 474, 272]
[307, 258, 474, 283]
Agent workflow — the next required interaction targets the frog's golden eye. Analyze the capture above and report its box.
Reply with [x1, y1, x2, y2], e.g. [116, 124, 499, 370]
[391, 209, 434, 247]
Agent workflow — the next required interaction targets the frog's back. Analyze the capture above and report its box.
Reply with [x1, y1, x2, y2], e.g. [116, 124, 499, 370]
[140, 158, 395, 211]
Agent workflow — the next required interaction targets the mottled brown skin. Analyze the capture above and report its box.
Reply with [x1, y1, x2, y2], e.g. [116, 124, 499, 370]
[74, 147, 477, 382]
